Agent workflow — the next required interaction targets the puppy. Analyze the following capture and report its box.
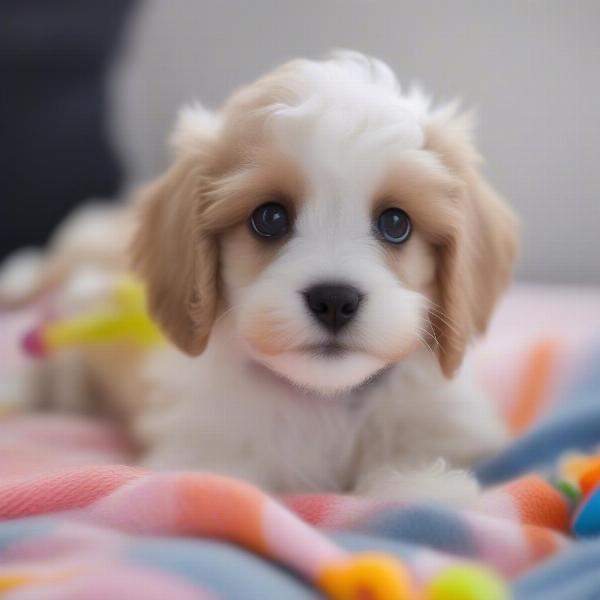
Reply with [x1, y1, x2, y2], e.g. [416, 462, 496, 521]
[129, 51, 517, 502]
[1, 51, 517, 503]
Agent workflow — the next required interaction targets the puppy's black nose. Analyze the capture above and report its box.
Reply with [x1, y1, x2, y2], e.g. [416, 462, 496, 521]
[304, 284, 362, 333]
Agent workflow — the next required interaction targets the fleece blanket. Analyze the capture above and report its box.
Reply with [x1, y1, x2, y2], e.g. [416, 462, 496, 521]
[1, 284, 600, 599]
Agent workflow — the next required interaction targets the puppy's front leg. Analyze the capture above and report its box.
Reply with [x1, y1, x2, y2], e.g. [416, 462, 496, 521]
[354, 459, 480, 506]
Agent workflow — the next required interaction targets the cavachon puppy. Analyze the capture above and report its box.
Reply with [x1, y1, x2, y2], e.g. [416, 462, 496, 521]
[130, 51, 517, 502]
[1, 51, 518, 503]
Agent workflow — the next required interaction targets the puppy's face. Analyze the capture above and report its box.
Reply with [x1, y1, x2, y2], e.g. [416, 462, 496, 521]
[132, 53, 518, 394]
[219, 146, 439, 393]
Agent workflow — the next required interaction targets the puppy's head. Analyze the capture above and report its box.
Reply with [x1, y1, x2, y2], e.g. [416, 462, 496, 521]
[132, 51, 518, 394]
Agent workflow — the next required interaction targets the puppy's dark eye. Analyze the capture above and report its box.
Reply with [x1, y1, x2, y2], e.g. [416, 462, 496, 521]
[249, 202, 290, 239]
[376, 208, 412, 245]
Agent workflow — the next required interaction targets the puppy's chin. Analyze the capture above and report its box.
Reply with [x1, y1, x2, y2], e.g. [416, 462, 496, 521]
[253, 349, 389, 395]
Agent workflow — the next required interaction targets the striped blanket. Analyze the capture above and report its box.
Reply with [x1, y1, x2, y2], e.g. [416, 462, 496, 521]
[1, 284, 599, 599]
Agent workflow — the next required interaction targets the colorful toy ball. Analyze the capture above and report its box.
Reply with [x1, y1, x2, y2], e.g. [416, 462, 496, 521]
[318, 553, 415, 600]
[425, 564, 509, 600]
[557, 453, 600, 537]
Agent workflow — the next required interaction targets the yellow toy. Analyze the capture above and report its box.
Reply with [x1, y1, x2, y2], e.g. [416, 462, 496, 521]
[22, 278, 164, 357]
[425, 564, 509, 600]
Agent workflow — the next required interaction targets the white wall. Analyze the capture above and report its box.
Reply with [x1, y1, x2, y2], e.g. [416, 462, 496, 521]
[111, 0, 600, 284]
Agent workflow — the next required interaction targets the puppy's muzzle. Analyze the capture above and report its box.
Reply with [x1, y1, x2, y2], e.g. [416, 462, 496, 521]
[303, 283, 362, 333]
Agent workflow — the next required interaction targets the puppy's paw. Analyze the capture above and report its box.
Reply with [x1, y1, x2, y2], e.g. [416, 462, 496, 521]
[355, 459, 480, 506]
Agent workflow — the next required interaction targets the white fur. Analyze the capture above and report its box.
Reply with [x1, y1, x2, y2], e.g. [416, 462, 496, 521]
[170, 102, 220, 157]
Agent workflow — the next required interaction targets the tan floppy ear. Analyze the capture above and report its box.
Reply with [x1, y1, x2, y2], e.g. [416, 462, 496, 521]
[130, 110, 220, 355]
[425, 113, 519, 377]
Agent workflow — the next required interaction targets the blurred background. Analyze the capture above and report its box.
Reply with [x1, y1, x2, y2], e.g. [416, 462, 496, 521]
[2, 1, 599, 284]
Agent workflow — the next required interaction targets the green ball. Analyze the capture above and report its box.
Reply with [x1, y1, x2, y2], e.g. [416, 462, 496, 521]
[427, 564, 509, 600]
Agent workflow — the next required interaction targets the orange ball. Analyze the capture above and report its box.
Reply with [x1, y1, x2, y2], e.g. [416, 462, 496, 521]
[319, 553, 416, 600]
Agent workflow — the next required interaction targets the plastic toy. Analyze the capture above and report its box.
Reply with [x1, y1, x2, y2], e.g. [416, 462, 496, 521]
[555, 452, 600, 538]
[22, 278, 163, 357]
